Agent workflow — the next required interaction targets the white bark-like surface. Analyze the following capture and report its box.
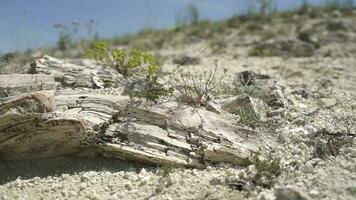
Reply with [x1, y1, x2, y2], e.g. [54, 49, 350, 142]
[0, 57, 258, 167]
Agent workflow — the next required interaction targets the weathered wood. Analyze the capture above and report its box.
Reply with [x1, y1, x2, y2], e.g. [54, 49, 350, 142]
[0, 74, 55, 102]
[0, 58, 259, 167]
[30, 55, 125, 89]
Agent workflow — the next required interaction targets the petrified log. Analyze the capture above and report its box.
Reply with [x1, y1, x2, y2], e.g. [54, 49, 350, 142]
[0, 61, 258, 167]
[29, 55, 125, 89]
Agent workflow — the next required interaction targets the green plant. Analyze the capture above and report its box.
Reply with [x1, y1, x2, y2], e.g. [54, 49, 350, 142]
[253, 155, 281, 188]
[175, 3, 200, 27]
[258, 0, 276, 15]
[307, 129, 355, 159]
[248, 153, 281, 188]
[85, 42, 171, 102]
[234, 108, 261, 128]
[85, 41, 158, 77]
[54, 23, 72, 51]
[239, 153, 281, 188]
[128, 75, 174, 102]
[158, 163, 175, 178]
[299, 0, 311, 14]
[209, 38, 227, 54]
[187, 3, 200, 26]
[170, 61, 228, 107]
[346, 187, 356, 195]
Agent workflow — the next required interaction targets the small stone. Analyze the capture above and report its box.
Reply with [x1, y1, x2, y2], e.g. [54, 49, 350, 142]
[318, 98, 337, 108]
[80, 171, 96, 182]
[209, 176, 224, 185]
[140, 168, 147, 175]
[206, 166, 213, 171]
[301, 163, 314, 174]
[61, 174, 70, 180]
[205, 101, 222, 114]
[275, 187, 311, 200]
[79, 183, 87, 190]
[124, 183, 132, 191]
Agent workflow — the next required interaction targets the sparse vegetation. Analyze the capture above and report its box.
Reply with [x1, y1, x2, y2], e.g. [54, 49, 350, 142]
[209, 37, 227, 54]
[175, 3, 200, 27]
[170, 61, 228, 107]
[258, 0, 276, 15]
[85, 41, 173, 102]
[307, 129, 355, 159]
[127, 75, 174, 102]
[158, 163, 175, 178]
[239, 153, 281, 189]
[84, 41, 158, 77]
[234, 107, 261, 128]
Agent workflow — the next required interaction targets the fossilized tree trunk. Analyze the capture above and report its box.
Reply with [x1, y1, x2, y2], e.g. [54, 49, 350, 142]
[0, 56, 258, 167]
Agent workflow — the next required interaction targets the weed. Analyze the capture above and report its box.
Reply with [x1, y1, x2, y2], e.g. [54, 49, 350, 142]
[234, 107, 261, 128]
[249, 48, 271, 57]
[158, 163, 174, 178]
[307, 129, 355, 159]
[85, 41, 158, 77]
[346, 187, 356, 195]
[54, 23, 72, 51]
[128, 75, 174, 102]
[258, 0, 276, 15]
[251, 153, 281, 188]
[209, 38, 227, 54]
[299, 0, 311, 14]
[85, 41, 172, 102]
[170, 61, 228, 107]
[239, 152, 281, 189]
[175, 3, 200, 27]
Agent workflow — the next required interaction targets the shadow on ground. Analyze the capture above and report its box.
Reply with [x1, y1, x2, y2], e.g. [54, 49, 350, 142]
[0, 156, 152, 184]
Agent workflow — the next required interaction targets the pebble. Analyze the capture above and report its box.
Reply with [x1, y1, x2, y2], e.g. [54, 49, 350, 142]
[275, 187, 311, 200]
[318, 98, 337, 108]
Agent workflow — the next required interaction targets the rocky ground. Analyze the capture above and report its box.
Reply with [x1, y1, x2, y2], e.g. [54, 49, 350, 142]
[0, 8, 356, 200]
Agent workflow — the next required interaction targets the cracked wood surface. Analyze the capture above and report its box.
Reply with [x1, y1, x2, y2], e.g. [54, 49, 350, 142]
[0, 57, 258, 167]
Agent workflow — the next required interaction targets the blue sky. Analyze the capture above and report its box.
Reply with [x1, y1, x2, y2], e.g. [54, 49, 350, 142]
[0, 0, 326, 53]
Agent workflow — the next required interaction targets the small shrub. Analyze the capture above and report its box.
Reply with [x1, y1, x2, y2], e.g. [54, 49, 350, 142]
[85, 41, 172, 102]
[346, 187, 356, 196]
[251, 153, 281, 188]
[175, 3, 200, 27]
[239, 153, 281, 189]
[1, 52, 20, 62]
[85, 41, 158, 77]
[299, 0, 311, 14]
[249, 47, 271, 57]
[209, 38, 227, 54]
[158, 163, 175, 178]
[234, 108, 261, 128]
[258, 0, 276, 15]
[128, 75, 174, 102]
[170, 61, 228, 107]
[307, 129, 355, 159]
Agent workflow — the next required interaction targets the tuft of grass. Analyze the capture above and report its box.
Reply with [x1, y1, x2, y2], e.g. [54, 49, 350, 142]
[346, 187, 356, 195]
[209, 37, 227, 54]
[251, 153, 281, 188]
[158, 163, 175, 178]
[234, 108, 261, 128]
[307, 129, 355, 159]
[128, 75, 174, 102]
[170, 61, 228, 107]
[238, 153, 281, 189]
[175, 3, 200, 27]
